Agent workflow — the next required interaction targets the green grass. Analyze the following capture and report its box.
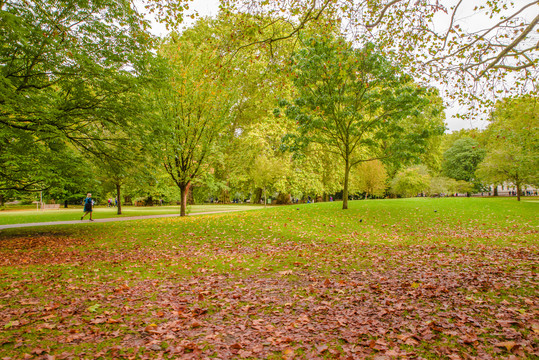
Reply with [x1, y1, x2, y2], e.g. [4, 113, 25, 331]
[0, 197, 537, 359]
[0, 204, 262, 225]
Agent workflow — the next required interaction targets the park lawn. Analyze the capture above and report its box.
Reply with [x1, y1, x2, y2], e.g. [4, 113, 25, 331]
[0, 197, 537, 359]
[0, 204, 261, 225]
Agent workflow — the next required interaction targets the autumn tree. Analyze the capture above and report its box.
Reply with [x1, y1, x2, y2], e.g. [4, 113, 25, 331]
[390, 166, 431, 198]
[349, 160, 388, 199]
[149, 21, 239, 216]
[476, 96, 539, 201]
[279, 35, 443, 210]
[250, 155, 289, 207]
[220, 0, 538, 115]
[207, 13, 298, 203]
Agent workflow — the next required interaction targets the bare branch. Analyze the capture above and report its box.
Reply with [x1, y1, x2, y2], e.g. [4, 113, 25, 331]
[365, 0, 405, 29]
[476, 13, 539, 79]
[441, 0, 463, 51]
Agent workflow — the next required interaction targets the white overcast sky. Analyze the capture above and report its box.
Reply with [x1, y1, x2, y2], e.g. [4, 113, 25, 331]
[148, 0, 537, 133]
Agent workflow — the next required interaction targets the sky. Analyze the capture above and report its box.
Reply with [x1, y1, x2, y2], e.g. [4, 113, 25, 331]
[148, 0, 536, 133]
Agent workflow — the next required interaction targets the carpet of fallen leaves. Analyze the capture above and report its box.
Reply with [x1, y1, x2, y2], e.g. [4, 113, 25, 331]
[0, 199, 538, 359]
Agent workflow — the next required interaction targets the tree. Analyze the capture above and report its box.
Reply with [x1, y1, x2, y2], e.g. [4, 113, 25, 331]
[280, 35, 443, 210]
[150, 22, 238, 216]
[442, 137, 486, 192]
[0, 0, 153, 192]
[250, 154, 289, 207]
[349, 160, 388, 199]
[390, 166, 431, 198]
[220, 0, 538, 114]
[428, 176, 454, 196]
[477, 96, 539, 201]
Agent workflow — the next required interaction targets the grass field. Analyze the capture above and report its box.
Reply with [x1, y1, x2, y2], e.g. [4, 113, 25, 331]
[0, 197, 537, 359]
[0, 204, 261, 225]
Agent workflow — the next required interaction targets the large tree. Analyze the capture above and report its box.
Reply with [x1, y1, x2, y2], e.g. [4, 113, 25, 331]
[477, 96, 539, 201]
[442, 137, 486, 192]
[220, 0, 538, 114]
[0, 0, 152, 192]
[150, 20, 239, 216]
[279, 35, 443, 209]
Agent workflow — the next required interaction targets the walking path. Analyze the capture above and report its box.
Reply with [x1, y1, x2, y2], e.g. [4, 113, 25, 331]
[0, 209, 257, 230]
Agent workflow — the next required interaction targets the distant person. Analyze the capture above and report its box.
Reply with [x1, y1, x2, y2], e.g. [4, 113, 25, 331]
[114, 197, 117, 207]
[81, 193, 94, 221]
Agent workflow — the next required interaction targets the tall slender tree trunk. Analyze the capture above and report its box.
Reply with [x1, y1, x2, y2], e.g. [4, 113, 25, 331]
[116, 184, 122, 215]
[494, 185, 498, 196]
[180, 182, 191, 216]
[343, 160, 350, 210]
[264, 187, 267, 208]
[516, 183, 521, 202]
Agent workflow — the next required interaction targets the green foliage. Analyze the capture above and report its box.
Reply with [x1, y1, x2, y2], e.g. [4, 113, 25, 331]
[477, 96, 539, 200]
[149, 19, 241, 215]
[390, 166, 431, 198]
[427, 176, 473, 196]
[0, 0, 153, 192]
[442, 137, 486, 190]
[251, 154, 289, 206]
[280, 34, 443, 208]
[221, 0, 538, 118]
[349, 160, 387, 198]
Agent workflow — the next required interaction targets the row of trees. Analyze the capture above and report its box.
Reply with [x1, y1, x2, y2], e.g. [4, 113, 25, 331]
[1, 1, 537, 212]
[391, 96, 539, 201]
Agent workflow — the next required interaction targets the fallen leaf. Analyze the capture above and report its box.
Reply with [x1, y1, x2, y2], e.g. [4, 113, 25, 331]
[495, 341, 516, 351]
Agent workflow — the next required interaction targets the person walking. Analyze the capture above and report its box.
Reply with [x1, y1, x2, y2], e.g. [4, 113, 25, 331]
[81, 193, 94, 221]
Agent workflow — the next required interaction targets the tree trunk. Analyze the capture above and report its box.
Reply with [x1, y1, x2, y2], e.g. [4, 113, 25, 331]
[494, 185, 498, 196]
[342, 160, 350, 210]
[116, 184, 122, 215]
[264, 187, 267, 208]
[180, 182, 191, 216]
[252, 188, 263, 204]
[516, 183, 521, 202]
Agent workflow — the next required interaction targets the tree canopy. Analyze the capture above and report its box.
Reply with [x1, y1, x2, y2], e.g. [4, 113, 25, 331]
[220, 0, 538, 115]
[279, 35, 443, 209]
[477, 95, 539, 201]
[0, 0, 153, 192]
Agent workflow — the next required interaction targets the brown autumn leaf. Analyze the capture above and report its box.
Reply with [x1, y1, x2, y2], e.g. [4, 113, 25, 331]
[316, 344, 328, 353]
[495, 341, 517, 351]
[282, 347, 294, 357]
[90, 317, 106, 324]
[190, 319, 203, 328]
[31, 348, 46, 355]
[144, 324, 158, 333]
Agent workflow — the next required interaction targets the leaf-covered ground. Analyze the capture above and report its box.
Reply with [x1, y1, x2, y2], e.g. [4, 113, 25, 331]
[0, 198, 537, 359]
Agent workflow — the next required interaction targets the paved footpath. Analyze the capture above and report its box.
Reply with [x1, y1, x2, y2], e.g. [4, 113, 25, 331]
[0, 209, 256, 230]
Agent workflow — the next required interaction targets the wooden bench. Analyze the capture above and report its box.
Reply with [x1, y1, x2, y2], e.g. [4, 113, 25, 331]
[41, 204, 60, 210]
